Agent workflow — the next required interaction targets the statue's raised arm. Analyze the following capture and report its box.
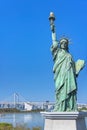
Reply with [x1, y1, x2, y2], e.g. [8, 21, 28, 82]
[49, 12, 59, 52]
[49, 12, 59, 61]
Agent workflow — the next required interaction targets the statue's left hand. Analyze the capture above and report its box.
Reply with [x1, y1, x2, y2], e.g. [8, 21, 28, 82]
[75, 59, 85, 75]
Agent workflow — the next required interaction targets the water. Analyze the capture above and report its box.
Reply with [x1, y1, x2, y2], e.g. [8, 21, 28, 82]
[0, 112, 87, 129]
[0, 112, 44, 130]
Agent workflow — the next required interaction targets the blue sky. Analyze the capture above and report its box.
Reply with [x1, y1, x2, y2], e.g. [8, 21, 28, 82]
[0, 0, 87, 103]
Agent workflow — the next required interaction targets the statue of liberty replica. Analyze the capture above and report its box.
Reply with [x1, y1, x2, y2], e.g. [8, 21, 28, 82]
[49, 12, 85, 112]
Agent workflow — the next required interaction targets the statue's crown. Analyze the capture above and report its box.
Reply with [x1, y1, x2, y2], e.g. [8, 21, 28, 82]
[59, 37, 69, 44]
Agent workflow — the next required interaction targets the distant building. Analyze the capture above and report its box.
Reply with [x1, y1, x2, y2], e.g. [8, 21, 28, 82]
[24, 102, 33, 111]
[78, 103, 87, 109]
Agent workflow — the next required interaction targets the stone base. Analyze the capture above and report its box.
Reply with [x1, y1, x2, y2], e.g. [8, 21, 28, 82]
[42, 112, 87, 130]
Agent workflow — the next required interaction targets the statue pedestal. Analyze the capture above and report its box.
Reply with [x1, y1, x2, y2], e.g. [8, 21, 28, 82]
[43, 112, 87, 130]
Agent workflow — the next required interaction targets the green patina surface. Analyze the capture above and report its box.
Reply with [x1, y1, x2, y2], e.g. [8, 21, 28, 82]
[49, 12, 85, 112]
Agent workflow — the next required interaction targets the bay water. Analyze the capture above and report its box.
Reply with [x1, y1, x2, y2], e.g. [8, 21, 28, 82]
[0, 112, 87, 129]
[0, 112, 44, 130]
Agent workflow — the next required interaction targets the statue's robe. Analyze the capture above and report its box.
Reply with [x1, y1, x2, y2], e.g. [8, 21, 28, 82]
[51, 45, 77, 111]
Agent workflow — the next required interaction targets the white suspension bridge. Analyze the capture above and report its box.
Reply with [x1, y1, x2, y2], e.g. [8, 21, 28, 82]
[0, 93, 55, 111]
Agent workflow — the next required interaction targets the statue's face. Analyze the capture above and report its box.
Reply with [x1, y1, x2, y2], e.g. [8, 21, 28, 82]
[60, 41, 68, 50]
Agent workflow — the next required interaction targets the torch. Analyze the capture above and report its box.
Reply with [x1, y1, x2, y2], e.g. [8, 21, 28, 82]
[49, 12, 55, 32]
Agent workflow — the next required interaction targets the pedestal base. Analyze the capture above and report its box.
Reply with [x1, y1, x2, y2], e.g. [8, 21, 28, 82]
[43, 112, 87, 130]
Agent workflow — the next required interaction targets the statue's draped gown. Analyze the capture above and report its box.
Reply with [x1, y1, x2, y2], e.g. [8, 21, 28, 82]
[51, 44, 77, 111]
